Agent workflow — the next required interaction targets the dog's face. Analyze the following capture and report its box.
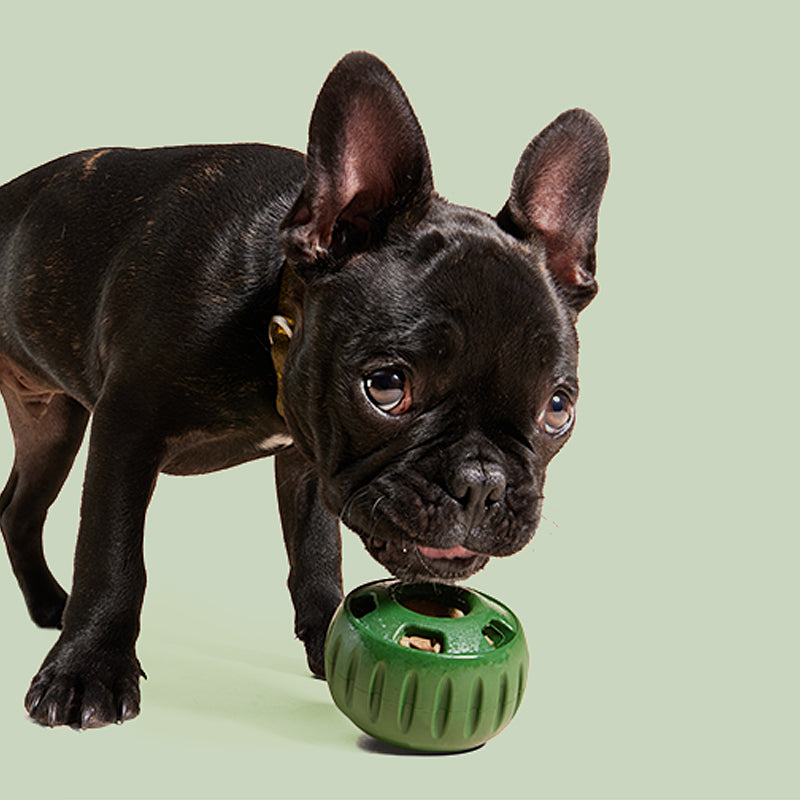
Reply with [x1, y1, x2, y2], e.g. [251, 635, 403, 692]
[278, 53, 609, 582]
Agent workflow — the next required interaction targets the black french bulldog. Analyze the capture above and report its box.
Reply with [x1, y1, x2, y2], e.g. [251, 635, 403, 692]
[0, 52, 608, 728]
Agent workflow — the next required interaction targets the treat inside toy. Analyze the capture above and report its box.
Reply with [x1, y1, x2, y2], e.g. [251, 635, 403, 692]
[482, 620, 515, 648]
[399, 633, 443, 653]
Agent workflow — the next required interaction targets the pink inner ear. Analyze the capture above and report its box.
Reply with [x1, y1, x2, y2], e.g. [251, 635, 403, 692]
[299, 104, 400, 256]
[339, 95, 402, 217]
[520, 148, 596, 287]
[523, 150, 579, 238]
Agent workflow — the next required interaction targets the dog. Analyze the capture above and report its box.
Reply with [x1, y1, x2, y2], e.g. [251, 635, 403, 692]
[0, 52, 609, 728]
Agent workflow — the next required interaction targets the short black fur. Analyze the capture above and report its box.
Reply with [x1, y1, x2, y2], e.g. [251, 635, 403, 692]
[0, 52, 608, 727]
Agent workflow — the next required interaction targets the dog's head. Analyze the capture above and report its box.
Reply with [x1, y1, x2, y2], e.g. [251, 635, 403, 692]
[277, 52, 609, 582]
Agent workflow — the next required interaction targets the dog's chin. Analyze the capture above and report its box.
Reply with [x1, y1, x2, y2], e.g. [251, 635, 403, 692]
[363, 536, 491, 582]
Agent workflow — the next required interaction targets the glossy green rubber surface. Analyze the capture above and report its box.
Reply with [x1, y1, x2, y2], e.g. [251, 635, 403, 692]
[325, 580, 529, 752]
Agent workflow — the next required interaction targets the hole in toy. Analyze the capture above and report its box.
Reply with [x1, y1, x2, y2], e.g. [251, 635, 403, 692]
[399, 596, 466, 619]
[349, 593, 378, 618]
[400, 630, 444, 653]
[483, 620, 514, 647]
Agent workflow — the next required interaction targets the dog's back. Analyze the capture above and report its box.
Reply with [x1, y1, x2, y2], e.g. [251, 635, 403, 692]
[0, 144, 305, 407]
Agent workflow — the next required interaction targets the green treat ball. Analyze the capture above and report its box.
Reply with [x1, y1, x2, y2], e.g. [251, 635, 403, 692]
[324, 579, 529, 752]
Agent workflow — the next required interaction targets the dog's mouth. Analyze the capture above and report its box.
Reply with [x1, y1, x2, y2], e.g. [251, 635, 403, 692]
[417, 544, 477, 561]
[367, 536, 490, 581]
[338, 467, 542, 583]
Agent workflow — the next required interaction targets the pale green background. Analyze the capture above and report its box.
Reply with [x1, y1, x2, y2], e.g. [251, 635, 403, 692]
[0, 1, 796, 798]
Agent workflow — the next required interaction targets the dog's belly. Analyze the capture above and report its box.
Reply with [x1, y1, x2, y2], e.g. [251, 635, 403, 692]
[160, 428, 292, 476]
[0, 352, 64, 419]
[0, 350, 291, 476]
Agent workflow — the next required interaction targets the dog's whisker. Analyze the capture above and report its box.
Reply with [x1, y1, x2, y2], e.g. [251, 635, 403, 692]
[339, 485, 371, 529]
[367, 494, 385, 541]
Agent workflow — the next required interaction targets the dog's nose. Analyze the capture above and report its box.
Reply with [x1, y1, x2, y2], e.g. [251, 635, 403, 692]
[450, 461, 507, 527]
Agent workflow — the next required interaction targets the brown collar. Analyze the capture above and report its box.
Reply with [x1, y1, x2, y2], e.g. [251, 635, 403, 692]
[269, 264, 298, 420]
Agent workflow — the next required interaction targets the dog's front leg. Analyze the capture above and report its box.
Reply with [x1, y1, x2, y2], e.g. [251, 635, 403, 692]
[24, 392, 163, 728]
[275, 447, 342, 678]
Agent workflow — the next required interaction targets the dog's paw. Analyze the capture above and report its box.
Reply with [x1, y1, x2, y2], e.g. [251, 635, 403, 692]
[301, 629, 327, 680]
[295, 593, 341, 680]
[296, 615, 336, 679]
[25, 640, 144, 729]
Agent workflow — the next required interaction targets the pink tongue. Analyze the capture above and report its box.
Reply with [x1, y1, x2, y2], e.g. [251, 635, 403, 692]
[418, 545, 477, 560]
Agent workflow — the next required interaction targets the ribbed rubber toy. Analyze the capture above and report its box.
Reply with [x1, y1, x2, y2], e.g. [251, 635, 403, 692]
[324, 580, 529, 752]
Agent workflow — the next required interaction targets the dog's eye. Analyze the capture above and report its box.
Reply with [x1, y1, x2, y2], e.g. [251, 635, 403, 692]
[539, 392, 575, 436]
[364, 368, 411, 414]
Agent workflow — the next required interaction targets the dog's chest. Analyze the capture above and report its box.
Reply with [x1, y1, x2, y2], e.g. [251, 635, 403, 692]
[154, 361, 292, 475]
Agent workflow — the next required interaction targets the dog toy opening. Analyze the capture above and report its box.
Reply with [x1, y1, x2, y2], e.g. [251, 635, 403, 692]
[398, 595, 466, 619]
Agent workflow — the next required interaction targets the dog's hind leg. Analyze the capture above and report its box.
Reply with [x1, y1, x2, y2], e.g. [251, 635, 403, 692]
[0, 379, 89, 629]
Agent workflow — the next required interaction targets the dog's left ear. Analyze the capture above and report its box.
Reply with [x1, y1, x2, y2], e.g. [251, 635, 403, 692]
[281, 52, 433, 276]
[497, 109, 610, 311]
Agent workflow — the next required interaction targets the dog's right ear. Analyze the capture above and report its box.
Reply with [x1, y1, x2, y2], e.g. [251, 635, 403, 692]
[280, 52, 433, 277]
